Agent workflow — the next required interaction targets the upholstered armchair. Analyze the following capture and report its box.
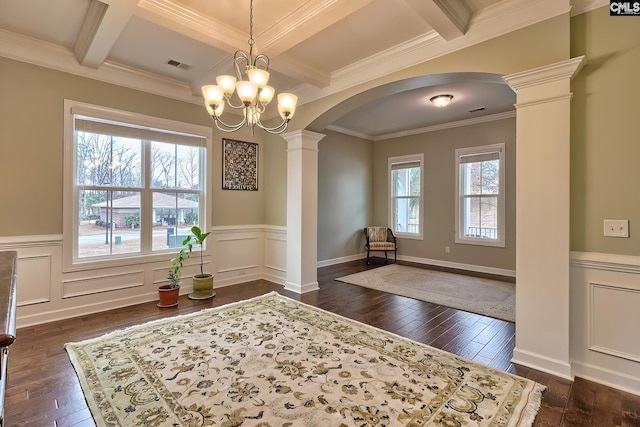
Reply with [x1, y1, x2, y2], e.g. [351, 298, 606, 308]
[364, 226, 397, 264]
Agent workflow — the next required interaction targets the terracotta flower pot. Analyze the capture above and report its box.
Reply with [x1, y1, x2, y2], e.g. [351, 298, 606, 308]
[157, 284, 180, 308]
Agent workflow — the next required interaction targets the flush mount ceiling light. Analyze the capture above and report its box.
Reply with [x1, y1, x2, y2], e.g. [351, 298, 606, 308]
[430, 94, 454, 107]
[201, 0, 298, 135]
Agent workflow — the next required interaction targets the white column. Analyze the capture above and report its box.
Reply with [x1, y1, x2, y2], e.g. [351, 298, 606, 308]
[503, 56, 585, 380]
[281, 130, 326, 293]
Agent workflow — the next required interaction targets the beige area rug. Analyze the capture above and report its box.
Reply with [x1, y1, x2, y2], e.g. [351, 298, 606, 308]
[337, 264, 516, 322]
[66, 292, 543, 427]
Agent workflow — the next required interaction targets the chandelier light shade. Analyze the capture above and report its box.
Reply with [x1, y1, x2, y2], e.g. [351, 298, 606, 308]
[201, 0, 298, 135]
[430, 94, 453, 107]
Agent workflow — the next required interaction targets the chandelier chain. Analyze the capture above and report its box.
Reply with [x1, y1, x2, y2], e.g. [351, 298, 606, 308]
[248, 0, 255, 55]
[201, 0, 297, 135]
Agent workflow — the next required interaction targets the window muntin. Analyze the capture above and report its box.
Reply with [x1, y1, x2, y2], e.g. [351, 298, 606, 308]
[389, 154, 423, 239]
[455, 144, 505, 247]
[65, 101, 209, 267]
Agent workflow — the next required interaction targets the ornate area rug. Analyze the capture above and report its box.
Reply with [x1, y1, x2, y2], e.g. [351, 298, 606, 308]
[66, 292, 542, 426]
[337, 264, 515, 322]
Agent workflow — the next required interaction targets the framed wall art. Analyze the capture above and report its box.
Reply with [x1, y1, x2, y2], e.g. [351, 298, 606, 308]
[222, 138, 259, 191]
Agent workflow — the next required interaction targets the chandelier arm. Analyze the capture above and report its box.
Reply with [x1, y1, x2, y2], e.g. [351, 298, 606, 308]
[201, 0, 295, 135]
[234, 51, 249, 79]
[253, 54, 269, 70]
[209, 113, 249, 133]
[254, 116, 291, 134]
[224, 96, 247, 110]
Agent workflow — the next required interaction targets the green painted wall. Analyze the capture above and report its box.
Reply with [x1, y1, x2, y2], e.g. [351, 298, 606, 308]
[373, 118, 516, 270]
[570, 6, 640, 255]
[0, 57, 267, 236]
[317, 130, 373, 261]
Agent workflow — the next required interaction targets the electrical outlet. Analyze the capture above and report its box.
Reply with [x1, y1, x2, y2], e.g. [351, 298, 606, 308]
[445, 246, 450, 253]
[603, 219, 629, 238]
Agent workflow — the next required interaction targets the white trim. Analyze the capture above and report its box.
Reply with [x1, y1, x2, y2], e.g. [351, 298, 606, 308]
[299, 0, 571, 102]
[375, 112, 516, 141]
[62, 99, 212, 272]
[572, 361, 640, 396]
[0, 0, 572, 109]
[317, 253, 367, 268]
[0, 28, 200, 105]
[588, 281, 640, 363]
[511, 347, 574, 381]
[0, 234, 62, 248]
[503, 56, 587, 90]
[388, 153, 424, 240]
[455, 143, 506, 247]
[17, 291, 168, 328]
[327, 111, 516, 142]
[398, 254, 515, 278]
[570, 251, 640, 274]
[570, 0, 608, 16]
[284, 281, 320, 294]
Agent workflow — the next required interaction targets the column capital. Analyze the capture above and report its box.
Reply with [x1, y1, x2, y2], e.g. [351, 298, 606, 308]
[281, 129, 326, 150]
[503, 56, 586, 91]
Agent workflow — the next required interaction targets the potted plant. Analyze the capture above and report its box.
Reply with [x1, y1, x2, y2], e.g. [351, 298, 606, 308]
[158, 235, 192, 308]
[185, 225, 215, 300]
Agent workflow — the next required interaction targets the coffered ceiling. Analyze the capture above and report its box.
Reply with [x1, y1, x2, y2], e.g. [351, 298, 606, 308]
[0, 0, 604, 138]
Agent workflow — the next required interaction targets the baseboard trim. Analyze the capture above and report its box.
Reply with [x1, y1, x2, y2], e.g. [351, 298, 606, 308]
[399, 255, 516, 278]
[317, 253, 366, 267]
[16, 287, 192, 328]
[284, 281, 319, 294]
[572, 361, 640, 396]
[512, 347, 574, 380]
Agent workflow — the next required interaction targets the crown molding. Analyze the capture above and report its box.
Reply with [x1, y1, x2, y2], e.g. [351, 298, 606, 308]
[0, 28, 201, 105]
[324, 125, 372, 141]
[299, 0, 571, 103]
[570, 0, 608, 16]
[326, 110, 516, 141]
[1, 0, 574, 109]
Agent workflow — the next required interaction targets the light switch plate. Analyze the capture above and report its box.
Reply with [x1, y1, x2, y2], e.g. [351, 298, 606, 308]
[603, 219, 629, 238]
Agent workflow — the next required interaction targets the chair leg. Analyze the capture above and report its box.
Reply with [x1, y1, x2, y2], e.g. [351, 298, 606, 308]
[394, 249, 397, 263]
[384, 251, 388, 264]
[366, 250, 370, 264]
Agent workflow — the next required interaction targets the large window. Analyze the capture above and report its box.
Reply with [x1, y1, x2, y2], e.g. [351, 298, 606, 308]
[455, 143, 505, 247]
[389, 154, 423, 239]
[64, 100, 211, 268]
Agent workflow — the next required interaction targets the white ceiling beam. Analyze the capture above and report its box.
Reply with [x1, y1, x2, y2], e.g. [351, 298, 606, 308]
[74, 0, 138, 68]
[258, 0, 375, 58]
[140, 0, 343, 88]
[136, 0, 245, 54]
[403, 0, 473, 41]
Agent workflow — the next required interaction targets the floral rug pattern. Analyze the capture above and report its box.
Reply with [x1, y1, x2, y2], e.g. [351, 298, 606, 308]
[66, 292, 544, 426]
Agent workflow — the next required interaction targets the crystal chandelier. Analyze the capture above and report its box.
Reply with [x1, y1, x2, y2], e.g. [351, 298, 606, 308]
[201, 0, 298, 135]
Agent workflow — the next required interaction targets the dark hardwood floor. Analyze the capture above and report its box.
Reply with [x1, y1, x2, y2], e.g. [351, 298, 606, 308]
[5, 259, 640, 426]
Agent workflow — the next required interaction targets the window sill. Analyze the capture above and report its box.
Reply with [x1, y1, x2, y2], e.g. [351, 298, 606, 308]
[455, 237, 505, 248]
[395, 232, 423, 241]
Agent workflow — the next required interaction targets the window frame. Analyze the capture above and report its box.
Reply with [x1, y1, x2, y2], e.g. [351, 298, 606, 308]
[63, 100, 212, 272]
[454, 143, 505, 247]
[388, 153, 424, 240]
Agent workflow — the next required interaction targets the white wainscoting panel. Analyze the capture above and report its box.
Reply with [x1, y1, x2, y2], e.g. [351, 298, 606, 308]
[1, 226, 288, 327]
[62, 270, 145, 298]
[589, 282, 640, 363]
[570, 252, 640, 396]
[217, 236, 260, 273]
[16, 254, 52, 306]
[264, 228, 287, 284]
